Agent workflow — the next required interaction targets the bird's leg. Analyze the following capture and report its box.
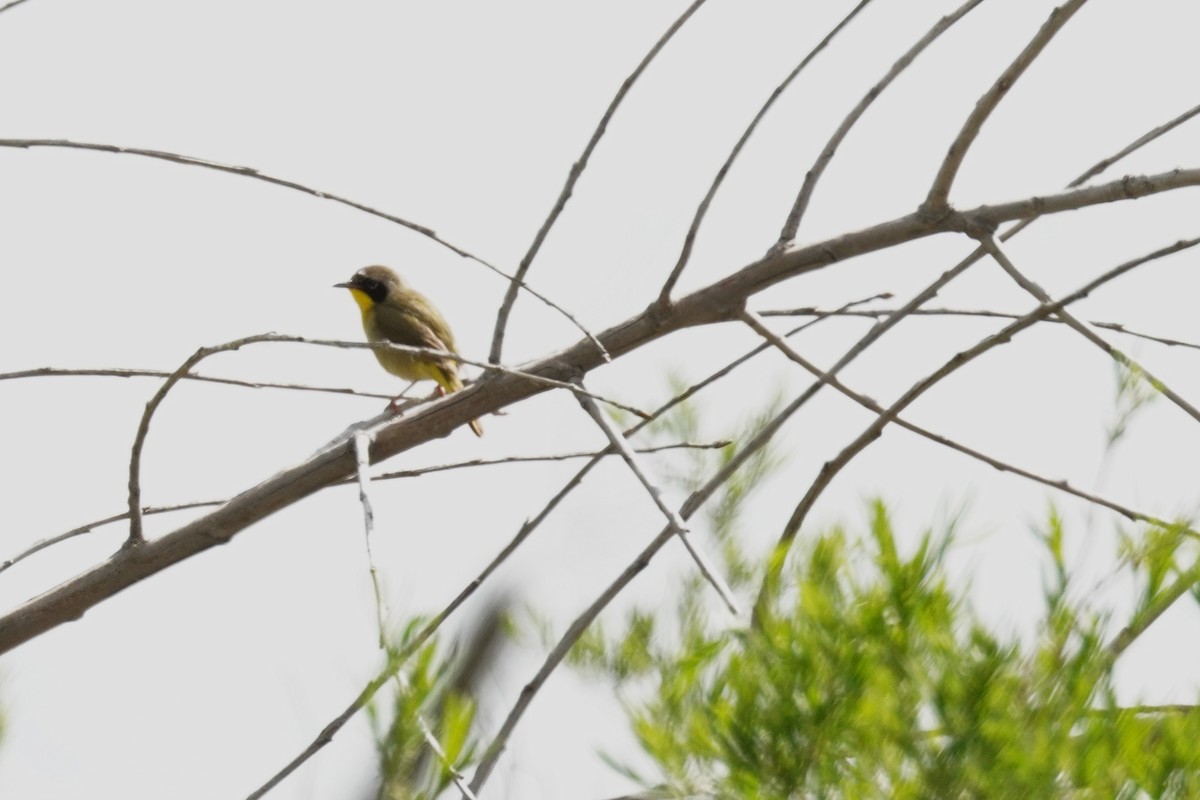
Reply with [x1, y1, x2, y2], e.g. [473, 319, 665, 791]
[387, 381, 421, 413]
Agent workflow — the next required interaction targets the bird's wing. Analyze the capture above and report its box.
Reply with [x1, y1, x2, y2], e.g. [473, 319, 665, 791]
[373, 303, 457, 365]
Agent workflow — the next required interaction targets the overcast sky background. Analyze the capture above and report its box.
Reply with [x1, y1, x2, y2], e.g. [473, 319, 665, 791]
[2, 1, 1200, 798]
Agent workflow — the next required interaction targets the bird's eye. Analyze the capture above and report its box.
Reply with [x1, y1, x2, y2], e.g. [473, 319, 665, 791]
[359, 277, 387, 301]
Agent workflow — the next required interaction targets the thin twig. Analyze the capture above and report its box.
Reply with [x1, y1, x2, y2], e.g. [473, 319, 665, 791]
[371, 441, 730, 482]
[0, 501, 222, 575]
[1068, 101, 1200, 188]
[923, 0, 1090, 210]
[489, 0, 709, 364]
[576, 384, 740, 615]
[630, 293, 892, 436]
[979, 234, 1200, 426]
[0, 138, 604, 354]
[742, 310, 1193, 531]
[752, 235, 1200, 620]
[127, 333, 283, 544]
[778, 0, 987, 245]
[1, 443, 727, 578]
[354, 432, 387, 650]
[0, 0, 33, 15]
[0, 366, 393, 399]
[761, 306, 1200, 353]
[278, 335, 652, 419]
[659, 0, 877, 301]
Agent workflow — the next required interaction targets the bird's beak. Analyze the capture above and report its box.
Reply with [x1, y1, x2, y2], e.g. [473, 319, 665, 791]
[333, 281, 352, 289]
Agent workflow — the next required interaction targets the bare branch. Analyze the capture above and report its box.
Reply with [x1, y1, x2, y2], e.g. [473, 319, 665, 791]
[0, 138, 604, 354]
[0, 366, 393, 399]
[1, 442, 727, 578]
[371, 441, 730, 482]
[127, 333, 284, 544]
[778, 0, 986, 245]
[489, 0, 710, 364]
[0, 501, 222, 576]
[576, 384, 740, 615]
[923, 0, 1090, 210]
[762, 306, 1200, 353]
[742, 310, 1195, 531]
[353, 432, 387, 649]
[659, 0, 878, 301]
[1067, 101, 1200, 188]
[632, 293, 892, 433]
[979, 234, 1200, 426]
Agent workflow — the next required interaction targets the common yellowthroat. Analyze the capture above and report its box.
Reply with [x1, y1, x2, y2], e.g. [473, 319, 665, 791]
[335, 265, 483, 437]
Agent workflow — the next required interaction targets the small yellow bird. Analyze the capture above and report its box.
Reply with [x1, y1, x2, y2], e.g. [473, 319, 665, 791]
[335, 265, 483, 437]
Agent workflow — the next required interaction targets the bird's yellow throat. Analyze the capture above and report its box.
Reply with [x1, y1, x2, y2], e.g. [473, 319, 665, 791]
[348, 287, 376, 315]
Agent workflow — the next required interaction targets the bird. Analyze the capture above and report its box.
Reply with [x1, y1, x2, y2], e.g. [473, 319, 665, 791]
[335, 265, 483, 437]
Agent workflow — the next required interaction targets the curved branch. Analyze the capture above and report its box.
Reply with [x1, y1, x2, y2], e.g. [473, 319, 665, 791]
[127, 334, 284, 544]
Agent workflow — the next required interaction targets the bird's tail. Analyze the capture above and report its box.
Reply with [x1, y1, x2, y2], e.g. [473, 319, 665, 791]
[436, 367, 484, 437]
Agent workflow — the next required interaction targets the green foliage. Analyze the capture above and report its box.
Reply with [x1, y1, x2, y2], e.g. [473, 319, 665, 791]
[579, 505, 1200, 798]
[368, 620, 479, 800]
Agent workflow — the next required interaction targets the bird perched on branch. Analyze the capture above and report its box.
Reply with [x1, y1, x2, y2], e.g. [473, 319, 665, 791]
[335, 265, 483, 437]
